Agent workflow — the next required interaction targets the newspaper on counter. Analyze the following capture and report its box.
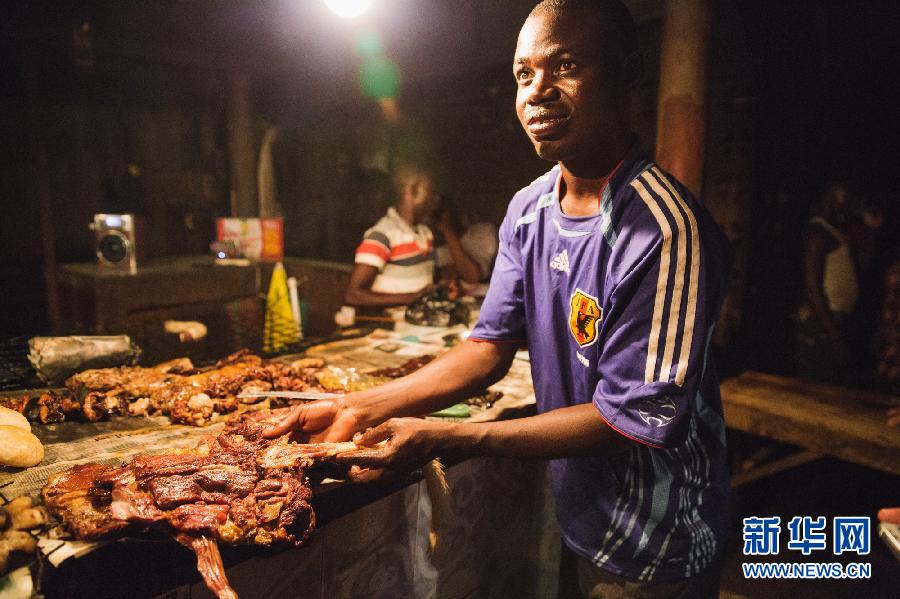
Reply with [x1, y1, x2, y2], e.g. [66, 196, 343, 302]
[0, 417, 222, 500]
[27, 335, 140, 385]
[0, 417, 224, 567]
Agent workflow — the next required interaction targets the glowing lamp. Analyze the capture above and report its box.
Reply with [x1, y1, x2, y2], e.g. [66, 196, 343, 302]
[324, 0, 374, 19]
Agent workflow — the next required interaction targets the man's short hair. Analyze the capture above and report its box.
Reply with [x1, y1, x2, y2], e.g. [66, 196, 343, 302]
[530, 0, 638, 63]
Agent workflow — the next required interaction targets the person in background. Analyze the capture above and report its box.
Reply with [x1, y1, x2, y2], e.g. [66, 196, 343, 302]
[433, 196, 499, 286]
[345, 163, 439, 308]
[795, 179, 859, 383]
[842, 194, 890, 378]
[346, 164, 487, 309]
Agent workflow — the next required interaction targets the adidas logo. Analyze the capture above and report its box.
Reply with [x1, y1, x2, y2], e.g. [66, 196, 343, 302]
[550, 249, 570, 273]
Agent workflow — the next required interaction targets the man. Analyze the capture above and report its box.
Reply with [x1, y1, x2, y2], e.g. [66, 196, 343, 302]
[345, 163, 441, 308]
[796, 179, 858, 383]
[268, 1, 731, 596]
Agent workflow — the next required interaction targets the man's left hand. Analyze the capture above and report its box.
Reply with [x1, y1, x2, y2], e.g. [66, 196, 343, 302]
[336, 417, 452, 472]
[434, 205, 454, 237]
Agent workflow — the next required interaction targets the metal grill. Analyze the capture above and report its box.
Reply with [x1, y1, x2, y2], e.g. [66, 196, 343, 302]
[123, 296, 309, 366]
[0, 336, 44, 391]
[0, 297, 313, 391]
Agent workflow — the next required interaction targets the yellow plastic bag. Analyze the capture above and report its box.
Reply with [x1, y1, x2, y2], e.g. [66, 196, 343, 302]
[263, 262, 299, 353]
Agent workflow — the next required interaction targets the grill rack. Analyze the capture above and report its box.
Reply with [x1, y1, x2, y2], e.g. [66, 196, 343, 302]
[0, 336, 44, 392]
[126, 296, 309, 366]
[0, 297, 317, 391]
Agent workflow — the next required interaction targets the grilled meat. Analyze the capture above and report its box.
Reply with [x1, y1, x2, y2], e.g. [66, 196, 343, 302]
[28, 351, 325, 427]
[41, 463, 131, 540]
[42, 409, 333, 599]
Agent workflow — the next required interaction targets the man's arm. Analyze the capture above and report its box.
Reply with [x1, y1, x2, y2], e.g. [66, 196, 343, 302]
[264, 339, 516, 440]
[265, 340, 636, 466]
[344, 263, 427, 308]
[350, 339, 517, 427]
[337, 403, 633, 472]
[462, 403, 633, 458]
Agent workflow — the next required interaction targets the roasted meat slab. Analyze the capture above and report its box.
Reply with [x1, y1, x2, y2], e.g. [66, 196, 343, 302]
[42, 409, 342, 598]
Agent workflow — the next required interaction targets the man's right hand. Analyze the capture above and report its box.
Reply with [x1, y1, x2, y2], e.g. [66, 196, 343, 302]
[262, 340, 515, 447]
[262, 398, 363, 443]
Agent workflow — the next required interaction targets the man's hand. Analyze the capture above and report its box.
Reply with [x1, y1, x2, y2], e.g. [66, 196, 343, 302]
[262, 398, 363, 443]
[335, 418, 453, 472]
[263, 340, 514, 461]
[434, 204, 454, 237]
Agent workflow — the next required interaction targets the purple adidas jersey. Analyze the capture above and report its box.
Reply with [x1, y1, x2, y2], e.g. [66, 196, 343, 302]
[471, 149, 731, 581]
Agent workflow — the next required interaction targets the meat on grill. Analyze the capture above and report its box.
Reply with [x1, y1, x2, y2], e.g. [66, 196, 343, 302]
[42, 409, 349, 599]
[9, 351, 328, 427]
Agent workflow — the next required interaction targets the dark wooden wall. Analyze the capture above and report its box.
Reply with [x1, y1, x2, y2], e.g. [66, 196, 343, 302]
[0, 0, 664, 337]
[3, 0, 895, 373]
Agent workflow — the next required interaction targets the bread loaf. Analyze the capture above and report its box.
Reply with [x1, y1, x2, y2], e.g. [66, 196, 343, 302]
[0, 426, 43, 468]
[0, 407, 29, 432]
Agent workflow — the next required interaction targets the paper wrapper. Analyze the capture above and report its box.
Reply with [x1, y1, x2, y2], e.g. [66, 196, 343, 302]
[27, 336, 140, 385]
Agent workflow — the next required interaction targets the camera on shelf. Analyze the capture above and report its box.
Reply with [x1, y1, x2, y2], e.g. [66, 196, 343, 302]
[90, 214, 142, 274]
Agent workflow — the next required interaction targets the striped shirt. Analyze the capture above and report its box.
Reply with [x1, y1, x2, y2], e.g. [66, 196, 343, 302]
[355, 207, 435, 294]
[471, 147, 732, 581]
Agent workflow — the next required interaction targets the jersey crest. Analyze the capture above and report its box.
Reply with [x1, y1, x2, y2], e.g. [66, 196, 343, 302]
[569, 288, 602, 347]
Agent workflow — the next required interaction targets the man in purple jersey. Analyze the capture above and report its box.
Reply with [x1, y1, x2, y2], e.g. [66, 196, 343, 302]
[267, 1, 731, 596]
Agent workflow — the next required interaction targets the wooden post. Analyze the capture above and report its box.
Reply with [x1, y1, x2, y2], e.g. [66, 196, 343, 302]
[654, 0, 709, 197]
[23, 48, 62, 333]
[227, 70, 257, 217]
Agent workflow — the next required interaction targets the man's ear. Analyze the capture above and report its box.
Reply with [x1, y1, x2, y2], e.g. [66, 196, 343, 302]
[622, 51, 643, 90]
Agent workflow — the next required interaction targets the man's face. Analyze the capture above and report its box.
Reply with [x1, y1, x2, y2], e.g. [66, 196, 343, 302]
[514, 11, 624, 163]
[402, 171, 439, 223]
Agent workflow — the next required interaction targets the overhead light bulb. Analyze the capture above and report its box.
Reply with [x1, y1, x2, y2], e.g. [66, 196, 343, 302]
[324, 0, 374, 19]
